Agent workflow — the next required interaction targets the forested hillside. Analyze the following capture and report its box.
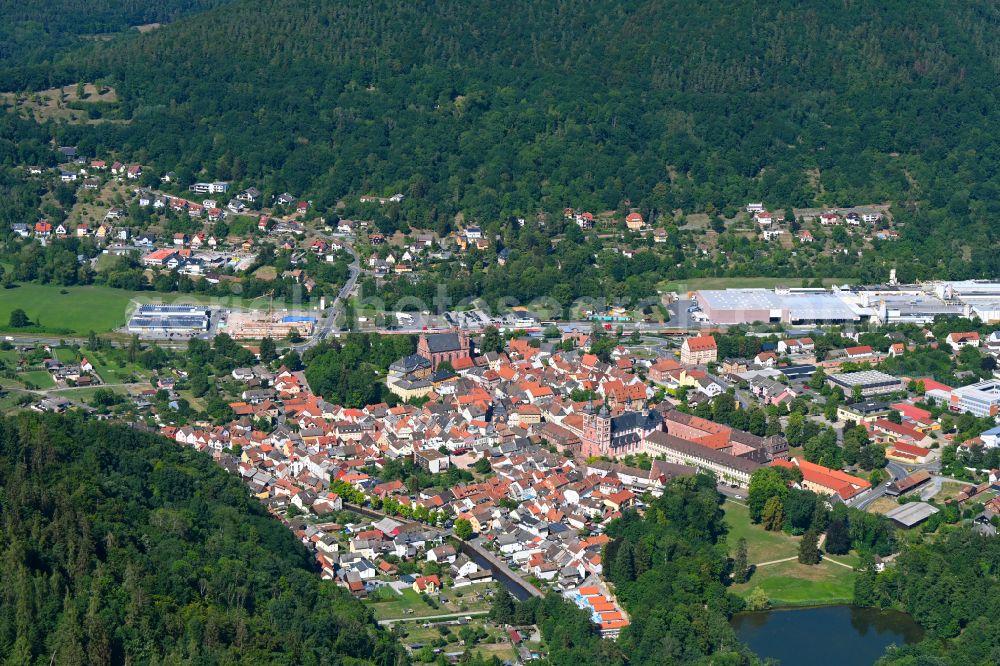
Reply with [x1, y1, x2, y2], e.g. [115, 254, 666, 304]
[5, 0, 998, 277]
[0, 0, 232, 67]
[0, 412, 404, 665]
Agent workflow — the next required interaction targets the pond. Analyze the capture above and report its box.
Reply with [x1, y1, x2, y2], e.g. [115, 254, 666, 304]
[732, 605, 924, 666]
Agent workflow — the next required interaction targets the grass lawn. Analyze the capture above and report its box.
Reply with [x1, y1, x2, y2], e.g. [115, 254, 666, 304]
[18, 370, 54, 389]
[724, 501, 798, 563]
[866, 496, 902, 515]
[0, 284, 139, 335]
[369, 584, 493, 621]
[0, 390, 30, 412]
[0, 283, 280, 336]
[51, 385, 129, 402]
[659, 276, 851, 294]
[369, 588, 442, 620]
[85, 350, 149, 384]
[54, 347, 78, 363]
[931, 481, 977, 503]
[94, 254, 121, 272]
[731, 559, 856, 607]
[725, 500, 857, 607]
[396, 621, 516, 664]
[176, 389, 205, 412]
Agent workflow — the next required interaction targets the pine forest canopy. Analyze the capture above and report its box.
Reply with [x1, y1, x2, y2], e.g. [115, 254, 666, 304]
[0, 412, 404, 665]
[0, 0, 233, 66]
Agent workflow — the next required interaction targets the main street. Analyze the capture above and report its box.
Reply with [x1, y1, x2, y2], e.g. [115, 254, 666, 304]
[292, 235, 361, 352]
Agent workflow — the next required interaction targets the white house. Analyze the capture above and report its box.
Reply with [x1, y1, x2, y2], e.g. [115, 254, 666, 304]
[947, 332, 980, 351]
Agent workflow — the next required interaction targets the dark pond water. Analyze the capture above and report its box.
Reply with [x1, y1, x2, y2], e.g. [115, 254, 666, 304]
[732, 605, 924, 666]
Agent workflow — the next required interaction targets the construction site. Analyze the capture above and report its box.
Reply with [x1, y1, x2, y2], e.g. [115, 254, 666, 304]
[221, 311, 316, 340]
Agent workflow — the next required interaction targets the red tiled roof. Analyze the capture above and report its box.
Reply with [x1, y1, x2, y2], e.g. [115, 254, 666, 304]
[916, 377, 952, 393]
[889, 441, 929, 457]
[845, 345, 874, 355]
[773, 457, 871, 500]
[684, 335, 717, 352]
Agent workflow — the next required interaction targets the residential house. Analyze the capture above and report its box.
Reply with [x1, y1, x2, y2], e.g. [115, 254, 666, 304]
[947, 332, 980, 351]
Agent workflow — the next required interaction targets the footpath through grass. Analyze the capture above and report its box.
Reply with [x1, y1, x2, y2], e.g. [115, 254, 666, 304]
[725, 501, 798, 563]
[724, 500, 857, 607]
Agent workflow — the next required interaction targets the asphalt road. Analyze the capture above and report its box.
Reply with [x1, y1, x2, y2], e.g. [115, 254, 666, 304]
[292, 237, 360, 351]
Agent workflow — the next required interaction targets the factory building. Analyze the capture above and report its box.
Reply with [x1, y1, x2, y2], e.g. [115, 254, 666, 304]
[692, 281, 1000, 326]
[826, 370, 904, 398]
[127, 303, 211, 335]
[695, 289, 861, 325]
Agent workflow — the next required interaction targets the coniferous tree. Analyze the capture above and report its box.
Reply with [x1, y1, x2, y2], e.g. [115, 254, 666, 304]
[798, 529, 821, 565]
[825, 517, 851, 555]
[488, 584, 515, 625]
[733, 537, 750, 583]
[762, 496, 784, 532]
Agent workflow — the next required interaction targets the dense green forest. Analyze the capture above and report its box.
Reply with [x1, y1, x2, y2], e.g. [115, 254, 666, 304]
[602, 474, 763, 664]
[0, 412, 405, 665]
[5, 0, 1000, 279]
[869, 529, 1000, 666]
[0, 0, 233, 67]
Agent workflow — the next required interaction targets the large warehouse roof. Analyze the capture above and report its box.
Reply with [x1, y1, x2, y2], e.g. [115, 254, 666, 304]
[828, 370, 901, 387]
[885, 501, 939, 527]
[696, 289, 859, 323]
[781, 292, 859, 322]
[697, 289, 784, 311]
[136, 303, 211, 316]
